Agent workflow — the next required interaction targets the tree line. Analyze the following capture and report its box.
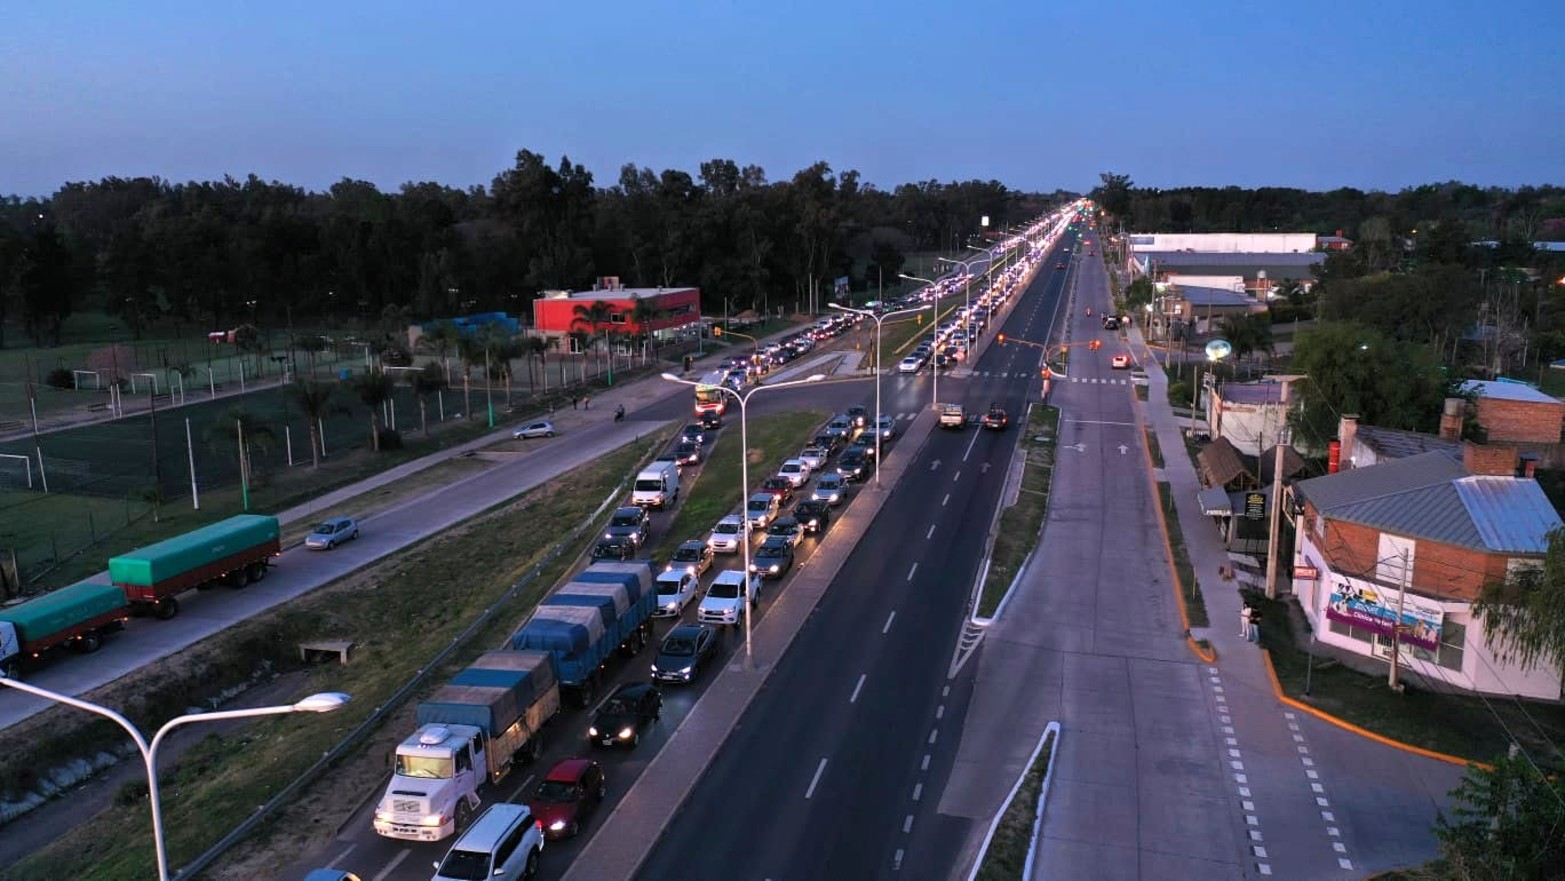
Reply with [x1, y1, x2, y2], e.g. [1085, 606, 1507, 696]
[0, 153, 1062, 349]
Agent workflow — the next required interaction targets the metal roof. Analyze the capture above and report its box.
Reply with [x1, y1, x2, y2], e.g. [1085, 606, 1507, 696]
[1454, 477, 1560, 554]
[1355, 425, 1461, 461]
[1459, 379, 1561, 406]
[1219, 382, 1287, 405]
[1141, 251, 1326, 267]
[1177, 285, 1259, 308]
[1294, 452, 1465, 512]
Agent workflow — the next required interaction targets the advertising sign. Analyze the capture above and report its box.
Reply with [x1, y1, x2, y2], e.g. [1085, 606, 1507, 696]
[1244, 492, 1266, 519]
[1326, 576, 1443, 650]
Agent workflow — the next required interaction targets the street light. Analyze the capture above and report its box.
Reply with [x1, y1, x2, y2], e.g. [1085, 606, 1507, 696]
[660, 371, 826, 668]
[898, 274, 943, 410]
[0, 673, 349, 881]
[829, 301, 929, 487]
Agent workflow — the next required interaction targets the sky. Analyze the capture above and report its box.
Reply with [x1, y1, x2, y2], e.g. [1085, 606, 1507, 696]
[2, 0, 1563, 198]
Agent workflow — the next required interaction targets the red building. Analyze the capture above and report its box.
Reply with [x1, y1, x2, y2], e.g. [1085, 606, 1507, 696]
[531, 280, 701, 351]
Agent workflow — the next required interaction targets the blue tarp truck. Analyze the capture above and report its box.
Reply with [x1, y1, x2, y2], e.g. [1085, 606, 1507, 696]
[511, 560, 656, 706]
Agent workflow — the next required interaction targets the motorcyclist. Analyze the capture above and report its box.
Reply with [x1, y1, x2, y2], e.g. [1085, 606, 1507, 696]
[614, 404, 626, 422]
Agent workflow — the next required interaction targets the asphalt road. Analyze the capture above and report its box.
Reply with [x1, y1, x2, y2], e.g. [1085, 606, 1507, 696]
[632, 235, 1078, 881]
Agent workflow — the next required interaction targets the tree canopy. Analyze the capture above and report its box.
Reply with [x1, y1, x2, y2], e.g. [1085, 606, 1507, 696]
[1287, 322, 1454, 448]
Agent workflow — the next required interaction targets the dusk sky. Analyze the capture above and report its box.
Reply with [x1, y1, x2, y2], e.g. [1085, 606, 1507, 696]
[3, 0, 1562, 198]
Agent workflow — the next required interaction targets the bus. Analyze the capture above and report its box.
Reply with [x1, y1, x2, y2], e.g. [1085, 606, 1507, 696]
[694, 370, 730, 415]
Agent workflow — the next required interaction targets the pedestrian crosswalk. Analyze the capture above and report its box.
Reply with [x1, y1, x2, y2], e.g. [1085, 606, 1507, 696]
[916, 370, 1131, 384]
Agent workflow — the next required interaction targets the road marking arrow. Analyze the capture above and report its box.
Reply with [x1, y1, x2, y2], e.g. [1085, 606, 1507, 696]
[980, 462, 991, 473]
[930, 459, 942, 471]
[1118, 444, 1129, 455]
[1069, 443, 1086, 453]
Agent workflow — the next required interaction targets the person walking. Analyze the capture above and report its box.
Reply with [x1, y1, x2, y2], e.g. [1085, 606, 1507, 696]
[571, 394, 579, 410]
[1240, 605, 1253, 639]
[1248, 609, 1262, 644]
[582, 394, 591, 410]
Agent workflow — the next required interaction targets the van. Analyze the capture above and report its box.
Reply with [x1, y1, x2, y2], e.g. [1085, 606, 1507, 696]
[431, 802, 542, 881]
[632, 462, 680, 509]
[746, 493, 781, 529]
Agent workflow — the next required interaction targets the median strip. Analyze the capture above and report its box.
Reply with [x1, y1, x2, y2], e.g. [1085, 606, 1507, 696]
[976, 404, 1059, 619]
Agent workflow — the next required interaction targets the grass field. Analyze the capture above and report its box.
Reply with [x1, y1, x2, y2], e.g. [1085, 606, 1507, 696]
[0, 435, 661, 881]
[979, 405, 1058, 618]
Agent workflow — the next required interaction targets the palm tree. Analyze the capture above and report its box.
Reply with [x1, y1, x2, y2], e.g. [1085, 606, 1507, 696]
[456, 333, 486, 419]
[421, 320, 461, 383]
[206, 406, 275, 487]
[286, 379, 335, 468]
[1218, 313, 1276, 375]
[409, 363, 447, 434]
[353, 370, 396, 452]
[518, 335, 548, 395]
[630, 298, 662, 365]
[571, 300, 614, 378]
[295, 334, 329, 378]
[567, 329, 592, 384]
[490, 336, 524, 405]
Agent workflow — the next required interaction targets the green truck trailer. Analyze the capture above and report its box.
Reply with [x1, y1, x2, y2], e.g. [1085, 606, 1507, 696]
[108, 514, 281, 619]
[0, 581, 131, 677]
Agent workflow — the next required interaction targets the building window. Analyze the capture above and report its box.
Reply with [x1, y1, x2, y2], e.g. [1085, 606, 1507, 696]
[609, 313, 627, 324]
[1328, 619, 1373, 643]
[1438, 620, 1465, 672]
[567, 336, 584, 354]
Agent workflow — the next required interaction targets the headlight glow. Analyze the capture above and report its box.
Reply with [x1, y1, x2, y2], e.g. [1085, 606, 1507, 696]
[618, 726, 635, 740]
[420, 813, 445, 827]
[588, 726, 599, 737]
[549, 820, 567, 831]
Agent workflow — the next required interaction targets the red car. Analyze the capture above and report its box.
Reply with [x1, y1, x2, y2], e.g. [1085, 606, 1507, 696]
[760, 476, 796, 504]
[1055, 261, 1067, 270]
[528, 758, 606, 839]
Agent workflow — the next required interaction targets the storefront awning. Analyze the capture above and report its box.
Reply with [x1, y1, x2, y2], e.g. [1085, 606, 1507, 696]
[1198, 486, 1233, 516]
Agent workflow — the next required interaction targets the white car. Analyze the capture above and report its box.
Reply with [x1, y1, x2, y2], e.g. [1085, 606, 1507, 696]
[898, 356, 923, 374]
[513, 420, 557, 439]
[778, 459, 810, 487]
[653, 570, 699, 617]
[697, 569, 761, 626]
[812, 473, 848, 506]
[707, 514, 746, 554]
[798, 446, 828, 471]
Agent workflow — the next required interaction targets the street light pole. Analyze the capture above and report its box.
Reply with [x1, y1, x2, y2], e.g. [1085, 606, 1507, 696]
[0, 674, 348, 881]
[660, 372, 825, 666]
[830, 302, 929, 488]
[898, 274, 943, 410]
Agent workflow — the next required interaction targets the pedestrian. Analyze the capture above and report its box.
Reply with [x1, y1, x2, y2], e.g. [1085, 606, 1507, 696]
[571, 394, 579, 410]
[1248, 609, 1262, 644]
[583, 394, 591, 410]
[1240, 605, 1253, 639]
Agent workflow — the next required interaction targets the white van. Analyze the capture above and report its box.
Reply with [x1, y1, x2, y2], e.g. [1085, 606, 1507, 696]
[430, 802, 542, 881]
[632, 461, 680, 509]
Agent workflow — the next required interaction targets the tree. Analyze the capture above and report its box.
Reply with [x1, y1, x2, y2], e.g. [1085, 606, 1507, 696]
[1217, 313, 1275, 371]
[455, 332, 487, 419]
[1123, 276, 1155, 311]
[630, 296, 661, 363]
[206, 406, 274, 486]
[18, 223, 75, 346]
[1091, 172, 1134, 220]
[409, 362, 447, 434]
[286, 379, 335, 468]
[1288, 322, 1453, 449]
[1433, 750, 1565, 880]
[352, 370, 396, 452]
[295, 334, 328, 377]
[1473, 527, 1565, 675]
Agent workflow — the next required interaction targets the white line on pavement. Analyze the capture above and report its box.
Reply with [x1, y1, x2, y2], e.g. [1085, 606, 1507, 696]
[850, 673, 866, 703]
[884, 611, 897, 633]
[927, 728, 938, 744]
[963, 429, 981, 461]
[805, 757, 828, 799]
[912, 782, 923, 801]
[942, 493, 950, 506]
[903, 814, 914, 833]
[926, 524, 936, 539]
[506, 773, 537, 801]
[922, 753, 931, 770]
[952, 470, 961, 482]
[329, 844, 356, 869]
[907, 562, 918, 581]
[372, 849, 410, 881]
[936, 705, 945, 719]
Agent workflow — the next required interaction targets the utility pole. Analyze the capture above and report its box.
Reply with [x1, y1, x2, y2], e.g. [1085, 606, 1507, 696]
[1388, 548, 1411, 693]
[1264, 381, 1292, 599]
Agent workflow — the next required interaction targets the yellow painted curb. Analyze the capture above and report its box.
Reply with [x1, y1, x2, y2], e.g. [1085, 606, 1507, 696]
[1258, 648, 1490, 770]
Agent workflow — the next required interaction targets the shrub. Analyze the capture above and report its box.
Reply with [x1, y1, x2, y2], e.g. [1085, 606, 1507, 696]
[377, 428, 403, 450]
[45, 367, 74, 389]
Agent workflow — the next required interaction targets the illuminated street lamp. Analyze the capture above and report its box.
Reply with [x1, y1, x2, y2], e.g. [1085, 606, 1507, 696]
[898, 274, 943, 410]
[829, 302, 929, 487]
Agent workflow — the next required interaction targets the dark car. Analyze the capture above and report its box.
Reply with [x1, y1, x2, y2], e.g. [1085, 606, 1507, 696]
[814, 431, 844, 453]
[652, 624, 718, 683]
[766, 516, 803, 548]
[605, 505, 650, 547]
[587, 682, 662, 748]
[847, 436, 877, 460]
[592, 537, 635, 561]
[681, 424, 707, 446]
[837, 449, 873, 482]
[749, 536, 796, 579]
[529, 758, 606, 839]
[845, 405, 869, 429]
[1055, 261, 1067, 269]
[674, 441, 702, 466]
[793, 499, 831, 535]
[666, 539, 714, 577]
[982, 405, 1010, 431]
[760, 477, 795, 505]
[699, 411, 723, 430]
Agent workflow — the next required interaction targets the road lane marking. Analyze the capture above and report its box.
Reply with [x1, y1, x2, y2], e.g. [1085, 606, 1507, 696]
[850, 673, 866, 703]
[962, 429, 981, 461]
[952, 470, 961, 482]
[942, 685, 950, 697]
[907, 562, 918, 580]
[329, 844, 356, 868]
[372, 849, 410, 881]
[922, 753, 931, 770]
[913, 782, 923, 801]
[506, 773, 537, 801]
[942, 493, 950, 506]
[926, 524, 936, 539]
[927, 728, 938, 744]
[894, 849, 904, 871]
[884, 611, 897, 633]
[805, 757, 828, 799]
[936, 705, 945, 719]
[903, 814, 915, 832]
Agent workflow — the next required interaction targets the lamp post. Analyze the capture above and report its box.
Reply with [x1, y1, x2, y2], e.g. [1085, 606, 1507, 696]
[0, 673, 349, 881]
[660, 371, 826, 667]
[829, 302, 930, 487]
[898, 274, 942, 410]
[939, 254, 983, 353]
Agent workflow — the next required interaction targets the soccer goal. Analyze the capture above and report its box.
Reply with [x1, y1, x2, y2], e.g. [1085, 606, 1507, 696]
[0, 453, 33, 490]
[72, 370, 102, 390]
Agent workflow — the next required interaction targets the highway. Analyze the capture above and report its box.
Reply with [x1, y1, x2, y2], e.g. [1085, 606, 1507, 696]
[632, 233, 1079, 880]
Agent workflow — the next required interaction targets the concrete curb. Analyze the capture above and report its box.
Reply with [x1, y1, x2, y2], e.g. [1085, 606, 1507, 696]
[970, 402, 1056, 627]
[964, 721, 1061, 881]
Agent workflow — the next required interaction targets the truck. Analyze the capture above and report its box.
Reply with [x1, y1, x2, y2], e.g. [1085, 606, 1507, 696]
[939, 403, 967, 429]
[0, 581, 131, 677]
[108, 514, 281, 619]
[631, 461, 680, 509]
[373, 650, 560, 842]
[511, 560, 656, 706]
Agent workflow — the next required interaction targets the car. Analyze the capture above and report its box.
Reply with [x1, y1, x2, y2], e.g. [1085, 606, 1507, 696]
[707, 514, 747, 553]
[778, 459, 811, 487]
[681, 424, 707, 446]
[305, 516, 359, 550]
[898, 355, 924, 374]
[653, 569, 699, 617]
[760, 477, 795, 504]
[587, 682, 661, 748]
[845, 406, 869, 429]
[1102, 316, 1120, 330]
[766, 516, 804, 548]
[824, 416, 854, 440]
[512, 419, 557, 440]
[799, 446, 828, 471]
[1111, 354, 1131, 369]
[666, 540, 714, 577]
[837, 449, 872, 481]
[814, 431, 845, 453]
[747, 493, 781, 529]
[673, 441, 702, 466]
[429, 802, 541, 881]
[605, 506, 650, 547]
[847, 436, 876, 460]
[302, 872, 363, 881]
[982, 404, 1010, 430]
[1055, 261, 1067, 269]
[876, 416, 897, 441]
[652, 624, 718, 683]
[812, 472, 848, 505]
[528, 758, 606, 839]
[652, 452, 683, 473]
[793, 499, 831, 534]
[749, 536, 795, 579]
[698, 569, 761, 626]
[592, 537, 635, 561]
[698, 410, 723, 430]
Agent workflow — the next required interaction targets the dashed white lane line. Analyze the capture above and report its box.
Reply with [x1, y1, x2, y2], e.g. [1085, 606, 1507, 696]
[942, 493, 950, 506]
[953, 470, 961, 482]
[903, 814, 915, 833]
[805, 758, 828, 799]
[922, 753, 931, 771]
[907, 562, 919, 581]
[371, 849, 410, 881]
[884, 611, 897, 633]
[329, 844, 356, 869]
[850, 673, 866, 704]
[926, 524, 936, 539]
[912, 782, 924, 801]
[1285, 710, 1355, 872]
[1208, 665, 1271, 877]
[927, 728, 939, 744]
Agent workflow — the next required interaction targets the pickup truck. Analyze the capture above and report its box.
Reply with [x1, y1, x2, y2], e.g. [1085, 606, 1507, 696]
[697, 570, 761, 626]
[939, 403, 966, 429]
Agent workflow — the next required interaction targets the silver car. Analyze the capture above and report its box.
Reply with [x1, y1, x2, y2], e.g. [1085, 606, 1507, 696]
[305, 516, 359, 550]
[513, 419, 557, 439]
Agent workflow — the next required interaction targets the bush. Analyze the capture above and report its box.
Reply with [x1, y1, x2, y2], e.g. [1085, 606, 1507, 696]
[1268, 303, 1312, 324]
[45, 367, 74, 389]
[377, 428, 403, 450]
[1168, 380, 1190, 407]
[114, 778, 149, 806]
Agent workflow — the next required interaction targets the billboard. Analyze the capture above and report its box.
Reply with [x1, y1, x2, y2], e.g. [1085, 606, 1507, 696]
[1326, 575, 1443, 650]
